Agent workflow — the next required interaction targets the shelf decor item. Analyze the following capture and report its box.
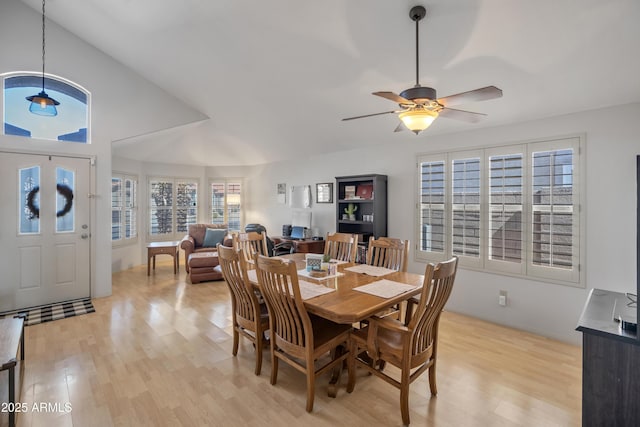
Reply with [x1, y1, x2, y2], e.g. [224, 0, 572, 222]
[356, 184, 374, 199]
[345, 185, 356, 199]
[344, 203, 358, 221]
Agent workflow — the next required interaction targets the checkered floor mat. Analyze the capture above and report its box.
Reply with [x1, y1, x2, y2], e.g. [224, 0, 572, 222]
[0, 298, 95, 326]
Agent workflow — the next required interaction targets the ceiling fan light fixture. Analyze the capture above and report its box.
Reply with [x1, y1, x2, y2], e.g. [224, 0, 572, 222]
[399, 108, 438, 134]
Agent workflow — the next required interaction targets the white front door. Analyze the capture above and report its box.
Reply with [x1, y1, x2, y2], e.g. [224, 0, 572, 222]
[0, 152, 92, 312]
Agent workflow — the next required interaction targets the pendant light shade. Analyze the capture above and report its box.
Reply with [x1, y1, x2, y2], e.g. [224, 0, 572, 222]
[27, 90, 60, 116]
[27, 0, 59, 116]
[399, 108, 438, 134]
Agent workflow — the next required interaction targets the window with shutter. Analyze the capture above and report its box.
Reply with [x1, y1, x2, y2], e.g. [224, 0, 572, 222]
[112, 173, 137, 244]
[452, 156, 481, 261]
[149, 177, 197, 239]
[419, 159, 446, 255]
[209, 180, 243, 232]
[416, 136, 583, 286]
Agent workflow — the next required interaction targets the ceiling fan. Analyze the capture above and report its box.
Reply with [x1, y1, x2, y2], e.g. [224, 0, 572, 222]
[342, 5, 503, 135]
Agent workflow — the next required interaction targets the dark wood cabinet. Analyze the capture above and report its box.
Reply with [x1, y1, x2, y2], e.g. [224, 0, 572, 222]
[335, 174, 387, 246]
[575, 155, 640, 426]
[271, 237, 325, 254]
[577, 290, 640, 427]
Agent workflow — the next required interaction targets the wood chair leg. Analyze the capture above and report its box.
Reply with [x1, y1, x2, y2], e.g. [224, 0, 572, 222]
[400, 367, 411, 426]
[270, 352, 278, 385]
[428, 361, 438, 395]
[306, 363, 315, 412]
[255, 332, 263, 376]
[232, 328, 239, 356]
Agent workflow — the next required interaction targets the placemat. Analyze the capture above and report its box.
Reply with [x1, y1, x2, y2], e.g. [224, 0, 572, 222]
[354, 279, 418, 299]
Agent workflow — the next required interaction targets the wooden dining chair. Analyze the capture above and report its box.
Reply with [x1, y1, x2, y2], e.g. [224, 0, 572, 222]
[324, 232, 358, 262]
[348, 256, 458, 425]
[254, 254, 354, 412]
[217, 244, 270, 375]
[365, 237, 410, 321]
[232, 231, 269, 268]
[366, 236, 410, 272]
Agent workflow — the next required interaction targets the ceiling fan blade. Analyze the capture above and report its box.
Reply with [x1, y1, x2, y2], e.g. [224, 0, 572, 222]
[437, 86, 503, 107]
[342, 110, 398, 121]
[394, 122, 406, 132]
[373, 91, 414, 105]
[439, 107, 487, 123]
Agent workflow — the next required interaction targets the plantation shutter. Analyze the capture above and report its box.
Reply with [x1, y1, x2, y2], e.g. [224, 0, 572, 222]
[418, 159, 446, 256]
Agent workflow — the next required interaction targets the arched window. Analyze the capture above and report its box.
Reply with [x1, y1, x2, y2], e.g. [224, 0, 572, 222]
[3, 73, 90, 143]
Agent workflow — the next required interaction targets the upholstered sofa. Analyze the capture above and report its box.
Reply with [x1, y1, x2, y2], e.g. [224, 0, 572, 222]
[180, 224, 232, 283]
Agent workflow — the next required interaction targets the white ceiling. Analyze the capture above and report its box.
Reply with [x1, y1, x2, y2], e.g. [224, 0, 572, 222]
[21, 0, 640, 166]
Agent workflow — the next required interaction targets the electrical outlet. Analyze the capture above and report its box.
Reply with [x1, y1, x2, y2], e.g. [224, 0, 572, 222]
[499, 290, 507, 307]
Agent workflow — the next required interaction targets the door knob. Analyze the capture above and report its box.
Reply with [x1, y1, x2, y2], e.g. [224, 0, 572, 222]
[81, 233, 89, 239]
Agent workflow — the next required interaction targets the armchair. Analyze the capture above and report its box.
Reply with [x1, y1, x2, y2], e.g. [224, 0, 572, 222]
[180, 224, 231, 273]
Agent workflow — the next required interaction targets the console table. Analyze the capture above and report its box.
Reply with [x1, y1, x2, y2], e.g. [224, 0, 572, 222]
[147, 241, 180, 275]
[1, 316, 25, 427]
[271, 237, 325, 254]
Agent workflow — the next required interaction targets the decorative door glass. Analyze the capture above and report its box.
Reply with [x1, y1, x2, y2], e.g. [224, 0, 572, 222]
[19, 165, 40, 234]
[56, 167, 75, 232]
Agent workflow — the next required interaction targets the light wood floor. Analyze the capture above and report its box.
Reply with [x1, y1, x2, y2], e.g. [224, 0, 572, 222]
[1, 259, 581, 426]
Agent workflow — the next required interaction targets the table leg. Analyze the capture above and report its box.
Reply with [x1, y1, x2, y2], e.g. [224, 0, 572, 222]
[20, 325, 24, 361]
[147, 251, 151, 276]
[153, 255, 156, 270]
[8, 365, 15, 427]
[327, 345, 346, 398]
[173, 249, 177, 274]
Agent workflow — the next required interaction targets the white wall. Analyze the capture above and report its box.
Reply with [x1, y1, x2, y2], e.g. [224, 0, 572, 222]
[110, 104, 638, 346]
[1, 1, 206, 298]
[242, 102, 640, 345]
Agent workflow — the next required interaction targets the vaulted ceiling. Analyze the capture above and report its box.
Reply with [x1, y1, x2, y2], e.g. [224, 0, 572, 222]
[21, 0, 640, 166]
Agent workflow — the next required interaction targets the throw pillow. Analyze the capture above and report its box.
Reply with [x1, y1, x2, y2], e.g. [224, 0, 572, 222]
[203, 228, 227, 248]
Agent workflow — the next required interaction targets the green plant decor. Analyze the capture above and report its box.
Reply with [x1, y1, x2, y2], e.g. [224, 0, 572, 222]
[344, 203, 358, 216]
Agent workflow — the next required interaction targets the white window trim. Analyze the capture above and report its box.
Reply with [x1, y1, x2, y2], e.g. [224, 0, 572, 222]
[112, 172, 138, 247]
[208, 178, 244, 232]
[147, 176, 199, 240]
[415, 135, 585, 288]
[2, 71, 92, 143]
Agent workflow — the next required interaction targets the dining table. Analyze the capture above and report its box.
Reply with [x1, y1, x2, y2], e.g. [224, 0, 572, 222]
[246, 253, 425, 397]
[247, 253, 425, 324]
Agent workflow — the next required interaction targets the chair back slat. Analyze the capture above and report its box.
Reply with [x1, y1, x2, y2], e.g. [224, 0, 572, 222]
[218, 245, 260, 323]
[255, 255, 311, 351]
[324, 232, 358, 262]
[366, 237, 409, 272]
[233, 232, 269, 267]
[408, 257, 458, 357]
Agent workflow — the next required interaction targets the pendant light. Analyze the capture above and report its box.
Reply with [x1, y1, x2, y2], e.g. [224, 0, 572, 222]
[26, 0, 59, 116]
